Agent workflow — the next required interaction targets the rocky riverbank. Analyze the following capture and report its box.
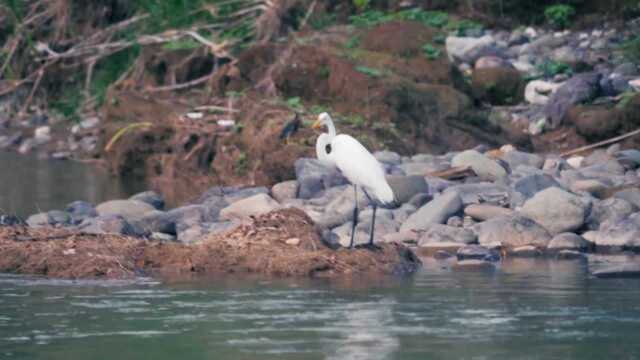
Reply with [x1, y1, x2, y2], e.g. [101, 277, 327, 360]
[3, 143, 640, 279]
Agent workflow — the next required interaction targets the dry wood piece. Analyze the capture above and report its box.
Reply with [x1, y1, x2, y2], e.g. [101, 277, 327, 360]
[560, 128, 640, 158]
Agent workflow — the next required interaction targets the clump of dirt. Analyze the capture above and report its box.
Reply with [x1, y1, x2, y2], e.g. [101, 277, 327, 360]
[0, 209, 421, 280]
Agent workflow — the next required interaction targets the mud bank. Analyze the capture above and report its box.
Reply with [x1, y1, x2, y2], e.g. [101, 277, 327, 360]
[0, 208, 421, 280]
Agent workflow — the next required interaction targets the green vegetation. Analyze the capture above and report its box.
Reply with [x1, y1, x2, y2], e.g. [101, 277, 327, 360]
[310, 105, 331, 114]
[621, 35, 640, 64]
[50, 87, 83, 122]
[355, 65, 383, 77]
[286, 97, 305, 112]
[344, 114, 366, 128]
[349, 8, 451, 29]
[446, 19, 484, 36]
[345, 35, 361, 49]
[422, 43, 441, 60]
[537, 60, 573, 77]
[309, 13, 337, 30]
[544, 4, 576, 28]
[162, 38, 202, 51]
[235, 151, 249, 176]
[92, 46, 140, 106]
[616, 91, 637, 109]
[352, 0, 371, 11]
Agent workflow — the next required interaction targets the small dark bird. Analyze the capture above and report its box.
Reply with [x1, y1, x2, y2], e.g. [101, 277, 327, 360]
[279, 113, 301, 144]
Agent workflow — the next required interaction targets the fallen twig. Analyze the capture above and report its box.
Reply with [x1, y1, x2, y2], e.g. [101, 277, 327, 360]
[560, 128, 640, 158]
[144, 73, 214, 93]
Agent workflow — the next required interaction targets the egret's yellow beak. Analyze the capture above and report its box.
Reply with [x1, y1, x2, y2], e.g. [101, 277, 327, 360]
[311, 119, 323, 130]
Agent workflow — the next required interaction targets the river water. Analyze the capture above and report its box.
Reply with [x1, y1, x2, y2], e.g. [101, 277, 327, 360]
[0, 151, 145, 218]
[1, 258, 640, 360]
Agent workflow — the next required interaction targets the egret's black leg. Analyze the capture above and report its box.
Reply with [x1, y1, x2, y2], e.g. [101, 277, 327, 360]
[369, 204, 377, 246]
[349, 185, 358, 249]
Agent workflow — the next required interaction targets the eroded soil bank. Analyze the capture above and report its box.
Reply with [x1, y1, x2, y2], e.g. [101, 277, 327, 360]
[0, 208, 421, 280]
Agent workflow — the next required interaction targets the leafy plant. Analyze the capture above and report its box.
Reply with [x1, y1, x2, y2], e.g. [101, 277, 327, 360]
[235, 151, 249, 175]
[446, 19, 483, 36]
[91, 46, 140, 106]
[352, 0, 370, 11]
[621, 35, 640, 64]
[355, 65, 383, 77]
[310, 104, 331, 114]
[544, 4, 575, 28]
[286, 96, 305, 111]
[345, 35, 361, 49]
[345, 114, 365, 127]
[309, 13, 337, 30]
[422, 43, 441, 60]
[537, 60, 572, 77]
[163, 38, 202, 51]
[349, 10, 394, 27]
[396, 9, 449, 28]
[50, 86, 83, 122]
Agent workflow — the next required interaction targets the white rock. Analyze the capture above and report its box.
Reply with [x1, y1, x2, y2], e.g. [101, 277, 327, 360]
[34, 126, 51, 144]
[629, 78, 640, 92]
[525, 80, 564, 105]
[524, 27, 538, 39]
[567, 156, 584, 169]
[445, 35, 496, 64]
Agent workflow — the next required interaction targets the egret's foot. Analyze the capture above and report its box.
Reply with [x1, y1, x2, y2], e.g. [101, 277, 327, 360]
[354, 243, 383, 252]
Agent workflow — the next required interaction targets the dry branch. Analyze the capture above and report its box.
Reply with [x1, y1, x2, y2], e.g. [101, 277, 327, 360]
[560, 128, 640, 157]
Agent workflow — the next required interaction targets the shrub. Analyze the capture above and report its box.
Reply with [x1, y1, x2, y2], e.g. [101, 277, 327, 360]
[621, 35, 640, 64]
[544, 4, 576, 28]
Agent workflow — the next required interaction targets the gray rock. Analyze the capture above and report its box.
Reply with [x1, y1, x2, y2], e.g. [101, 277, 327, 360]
[447, 216, 463, 227]
[474, 215, 552, 248]
[399, 191, 463, 232]
[502, 150, 544, 169]
[295, 158, 347, 199]
[417, 224, 476, 246]
[445, 182, 513, 207]
[556, 250, 587, 260]
[616, 149, 640, 168]
[593, 264, 640, 278]
[509, 245, 542, 257]
[26, 210, 71, 227]
[0, 215, 23, 226]
[219, 194, 280, 220]
[451, 259, 496, 271]
[548, 233, 590, 252]
[320, 230, 341, 249]
[177, 221, 238, 244]
[381, 231, 419, 245]
[0, 133, 22, 149]
[551, 46, 579, 64]
[464, 204, 514, 221]
[392, 203, 417, 224]
[150, 232, 176, 242]
[386, 176, 429, 204]
[520, 187, 590, 235]
[570, 179, 609, 198]
[96, 200, 156, 222]
[26, 213, 50, 227]
[613, 188, 640, 209]
[586, 220, 640, 250]
[544, 72, 601, 128]
[79, 215, 144, 236]
[586, 197, 635, 229]
[513, 173, 562, 199]
[224, 187, 270, 204]
[407, 193, 432, 208]
[446, 35, 497, 64]
[374, 150, 402, 165]
[451, 150, 507, 181]
[456, 244, 496, 260]
[129, 191, 165, 210]
[271, 180, 298, 203]
[315, 186, 371, 229]
[398, 161, 447, 176]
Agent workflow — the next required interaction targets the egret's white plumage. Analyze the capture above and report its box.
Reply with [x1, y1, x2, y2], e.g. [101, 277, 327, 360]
[312, 112, 395, 248]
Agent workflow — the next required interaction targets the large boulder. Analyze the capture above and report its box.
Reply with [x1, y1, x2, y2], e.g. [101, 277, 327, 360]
[219, 194, 281, 220]
[96, 200, 156, 222]
[451, 150, 507, 181]
[445, 182, 514, 207]
[400, 191, 463, 232]
[464, 204, 514, 221]
[295, 158, 347, 199]
[525, 80, 563, 105]
[520, 187, 590, 235]
[386, 175, 429, 204]
[513, 174, 562, 199]
[471, 67, 524, 105]
[271, 180, 298, 203]
[585, 219, 640, 250]
[417, 224, 476, 247]
[544, 72, 601, 129]
[547, 233, 590, 252]
[446, 35, 499, 64]
[78, 215, 145, 237]
[474, 215, 552, 248]
[129, 191, 165, 210]
[586, 198, 637, 230]
[315, 186, 370, 229]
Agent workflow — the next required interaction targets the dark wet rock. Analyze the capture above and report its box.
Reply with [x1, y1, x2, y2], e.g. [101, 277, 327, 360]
[400, 191, 463, 232]
[520, 187, 590, 235]
[129, 191, 165, 210]
[295, 158, 348, 199]
[417, 224, 476, 246]
[0, 215, 23, 226]
[65, 201, 98, 224]
[96, 200, 157, 222]
[78, 215, 146, 237]
[593, 264, 640, 278]
[451, 150, 508, 181]
[271, 180, 298, 203]
[544, 72, 601, 128]
[548, 233, 590, 252]
[474, 215, 551, 248]
[513, 174, 562, 199]
[451, 259, 496, 272]
[320, 229, 341, 250]
[463, 204, 514, 221]
[456, 244, 496, 260]
[556, 250, 587, 260]
[387, 176, 429, 204]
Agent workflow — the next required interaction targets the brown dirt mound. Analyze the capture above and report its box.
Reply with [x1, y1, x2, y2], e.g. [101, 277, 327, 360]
[0, 209, 421, 280]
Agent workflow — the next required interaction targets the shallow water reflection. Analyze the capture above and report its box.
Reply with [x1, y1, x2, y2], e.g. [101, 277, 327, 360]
[0, 151, 145, 217]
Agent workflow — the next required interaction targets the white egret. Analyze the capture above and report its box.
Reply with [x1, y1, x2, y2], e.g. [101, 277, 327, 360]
[312, 112, 395, 249]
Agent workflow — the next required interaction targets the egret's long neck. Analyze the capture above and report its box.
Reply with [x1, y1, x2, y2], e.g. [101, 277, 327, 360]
[326, 119, 336, 137]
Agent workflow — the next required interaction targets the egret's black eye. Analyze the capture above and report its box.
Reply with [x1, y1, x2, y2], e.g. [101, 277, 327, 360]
[325, 143, 332, 154]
